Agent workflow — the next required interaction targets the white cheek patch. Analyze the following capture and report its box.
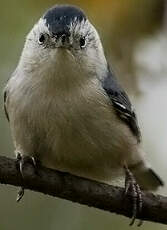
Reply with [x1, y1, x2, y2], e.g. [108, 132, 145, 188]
[27, 18, 50, 43]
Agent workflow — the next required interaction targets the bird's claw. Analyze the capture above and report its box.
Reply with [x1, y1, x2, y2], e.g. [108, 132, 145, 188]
[16, 186, 24, 202]
[15, 152, 38, 202]
[124, 166, 143, 226]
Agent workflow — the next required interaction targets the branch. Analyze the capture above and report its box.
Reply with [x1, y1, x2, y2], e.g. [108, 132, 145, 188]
[0, 155, 166, 225]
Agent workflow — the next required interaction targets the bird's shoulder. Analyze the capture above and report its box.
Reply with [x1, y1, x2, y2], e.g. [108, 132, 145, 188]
[101, 66, 141, 142]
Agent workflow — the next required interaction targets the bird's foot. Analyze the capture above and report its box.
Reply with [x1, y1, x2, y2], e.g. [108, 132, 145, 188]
[124, 165, 143, 226]
[15, 152, 38, 202]
[16, 186, 24, 202]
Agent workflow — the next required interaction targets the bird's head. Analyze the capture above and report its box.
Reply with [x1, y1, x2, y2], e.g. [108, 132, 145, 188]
[20, 5, 107, 79]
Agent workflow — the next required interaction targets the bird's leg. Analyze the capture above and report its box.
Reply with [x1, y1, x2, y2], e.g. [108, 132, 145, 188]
[15, 152, 38, 202]
[124, 165, 143, 226]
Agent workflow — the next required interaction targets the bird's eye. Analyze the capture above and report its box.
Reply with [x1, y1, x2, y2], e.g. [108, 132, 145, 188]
[38, 34, 47, 45]
[79, 37, 86, 48]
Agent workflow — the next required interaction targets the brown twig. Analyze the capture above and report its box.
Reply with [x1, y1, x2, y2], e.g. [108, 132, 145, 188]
[0, 155, 166, 225]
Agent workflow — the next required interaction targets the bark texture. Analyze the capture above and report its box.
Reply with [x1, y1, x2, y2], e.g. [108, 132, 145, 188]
[0, 155, 166, 225]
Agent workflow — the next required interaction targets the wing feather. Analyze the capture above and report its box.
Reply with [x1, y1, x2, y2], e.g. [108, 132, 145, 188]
[3, 89, 9, 122]
[102, 67, 141, 142]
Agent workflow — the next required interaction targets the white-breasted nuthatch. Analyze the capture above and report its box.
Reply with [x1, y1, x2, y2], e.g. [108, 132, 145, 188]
[4, 5, 163, 224]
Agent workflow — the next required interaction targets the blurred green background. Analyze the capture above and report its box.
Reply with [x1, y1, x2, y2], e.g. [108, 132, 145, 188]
[1, 0, 167, 229]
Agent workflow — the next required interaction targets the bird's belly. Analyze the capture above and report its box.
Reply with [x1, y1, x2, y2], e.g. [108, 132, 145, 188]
[41, 126, 122, 182]
[37, 98, 133, 182]
[11, 82, 138, 182]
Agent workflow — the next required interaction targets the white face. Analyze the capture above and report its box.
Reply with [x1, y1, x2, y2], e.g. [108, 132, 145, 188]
[21, 12, 107, 80]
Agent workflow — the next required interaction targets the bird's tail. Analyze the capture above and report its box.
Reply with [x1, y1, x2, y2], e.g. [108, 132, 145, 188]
[131, 162, 164, 191]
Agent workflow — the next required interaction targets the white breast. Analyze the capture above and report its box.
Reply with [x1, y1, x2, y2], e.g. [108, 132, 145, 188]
[7, 49, 141, 183]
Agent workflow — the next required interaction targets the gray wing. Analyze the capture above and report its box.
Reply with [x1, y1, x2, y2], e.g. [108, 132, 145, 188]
[102, 67, 141, 143]
[3, 88, 9, 122]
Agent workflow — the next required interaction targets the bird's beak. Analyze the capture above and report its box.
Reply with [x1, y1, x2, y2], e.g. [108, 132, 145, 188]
[53, 33, 71, 49]
[48, 23, 72, 49]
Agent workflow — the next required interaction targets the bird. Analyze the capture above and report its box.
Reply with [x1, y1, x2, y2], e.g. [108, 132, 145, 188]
[3, 4, 163, 225]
